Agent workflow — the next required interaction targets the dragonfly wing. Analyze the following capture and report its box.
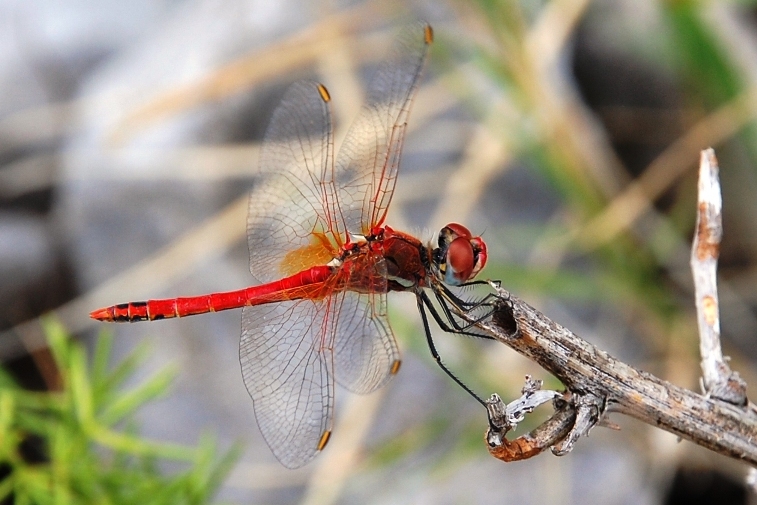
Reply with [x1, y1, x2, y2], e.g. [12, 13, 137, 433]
[333, 290, 400, 394]
[249, 80, 337, 283]
[332, 22, 432, 236]
[332, 255, 398, 394]
[240, 299, 335, 469]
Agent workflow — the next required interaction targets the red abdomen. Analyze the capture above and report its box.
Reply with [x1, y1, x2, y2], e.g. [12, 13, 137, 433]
[90, 266, 333, 322]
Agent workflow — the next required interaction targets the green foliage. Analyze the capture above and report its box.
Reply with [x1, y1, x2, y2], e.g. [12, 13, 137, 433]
[664, 1, 743, 107]
[0, 318, 240, 505]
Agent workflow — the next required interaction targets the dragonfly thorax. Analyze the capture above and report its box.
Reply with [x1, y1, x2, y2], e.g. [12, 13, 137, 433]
[433, 223, 487, 286]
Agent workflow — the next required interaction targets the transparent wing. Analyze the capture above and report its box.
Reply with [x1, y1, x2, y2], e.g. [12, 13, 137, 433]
[242, 25, 429, 465]
[333, 258, 400, 394]
[248, 81, 337, 283]
[331, 22, 432, 236]
[240, 298, 335, 469]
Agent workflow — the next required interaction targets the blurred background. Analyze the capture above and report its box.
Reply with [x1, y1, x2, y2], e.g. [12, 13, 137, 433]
[2, 0, 757, 503]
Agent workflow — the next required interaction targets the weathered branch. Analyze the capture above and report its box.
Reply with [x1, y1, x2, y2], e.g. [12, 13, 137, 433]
[479, 292, 757, 464]
[475, 149, 757, 467]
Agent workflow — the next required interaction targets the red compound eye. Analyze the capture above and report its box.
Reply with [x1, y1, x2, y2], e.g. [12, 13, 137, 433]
[446, 237, 475, 283]
[437, 224, 488, 285]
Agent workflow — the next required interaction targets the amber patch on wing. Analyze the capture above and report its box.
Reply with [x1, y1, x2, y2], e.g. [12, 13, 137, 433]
[279, 233, 336, 276]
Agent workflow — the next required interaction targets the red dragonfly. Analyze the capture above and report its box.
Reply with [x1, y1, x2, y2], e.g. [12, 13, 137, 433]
[91, 22, 490, 468]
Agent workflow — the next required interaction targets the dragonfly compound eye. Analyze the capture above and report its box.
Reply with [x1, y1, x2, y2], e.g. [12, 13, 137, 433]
[444, 238, 475, 285]
[437, 224, 488, 285]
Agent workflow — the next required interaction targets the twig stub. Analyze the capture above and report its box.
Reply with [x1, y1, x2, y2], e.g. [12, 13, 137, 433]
[691, 148, 747, 405]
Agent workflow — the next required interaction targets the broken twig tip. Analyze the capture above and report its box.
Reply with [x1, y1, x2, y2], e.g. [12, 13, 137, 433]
[691, 148, 748, 405]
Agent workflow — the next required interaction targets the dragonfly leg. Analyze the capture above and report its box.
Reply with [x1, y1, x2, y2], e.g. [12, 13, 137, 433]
[416, 292, 487, 407]
[436, 280, 503, 312]
[429, 285, 498, 338]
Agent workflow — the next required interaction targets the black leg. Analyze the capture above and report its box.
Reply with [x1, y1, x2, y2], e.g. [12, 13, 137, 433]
[428, 284, 498, 338]
[416, 293, 487, 407]
[435, 280, 502, 312]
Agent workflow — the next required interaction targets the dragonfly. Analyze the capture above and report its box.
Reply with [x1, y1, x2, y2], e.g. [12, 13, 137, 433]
[91, 22, 492, 469]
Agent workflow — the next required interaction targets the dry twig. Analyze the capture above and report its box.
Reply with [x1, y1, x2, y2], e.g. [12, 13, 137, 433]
[691, 149, 747, 404]
[475, 149, 757, 471]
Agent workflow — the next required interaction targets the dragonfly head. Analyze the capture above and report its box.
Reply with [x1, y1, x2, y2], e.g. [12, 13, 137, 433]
[433, 223, 487, 286]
